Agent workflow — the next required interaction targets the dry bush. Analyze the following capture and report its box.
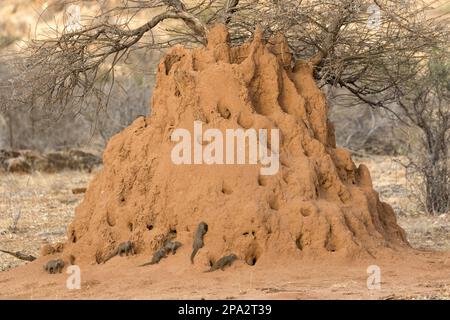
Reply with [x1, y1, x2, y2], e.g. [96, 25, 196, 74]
[392, 56, 450, 214]
[327, 87, 407, 155]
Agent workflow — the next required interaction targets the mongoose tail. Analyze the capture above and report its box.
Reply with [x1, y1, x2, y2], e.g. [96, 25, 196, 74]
[102, 247, 118, 264]
[190, 249, 198, 264]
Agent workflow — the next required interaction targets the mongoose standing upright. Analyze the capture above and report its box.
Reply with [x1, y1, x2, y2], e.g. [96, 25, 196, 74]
[43, 259, 65, 274]
[190, 222, 208, 264]
[205, 254, 238, 272]
[103, 241, 135, 263]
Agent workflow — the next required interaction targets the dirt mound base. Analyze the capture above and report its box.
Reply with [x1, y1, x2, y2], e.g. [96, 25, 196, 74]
[63, 25, 408, 268]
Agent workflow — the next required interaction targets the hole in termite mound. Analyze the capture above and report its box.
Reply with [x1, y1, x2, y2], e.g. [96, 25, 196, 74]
[95, 251, 103, 264]
[168, 127, 175, 140]
[106, 211, 116, 227]
[128, 222, 134, 231]
[295, 234, 303, 251]
[245, 251, 259, 266]
[325, 226, 337, 252]
[221, 181, 233, 195]
[248, 256, 257, 266]
[169, 228, 177, 236]
[300, 207, 312, 217]
[70, 230, 77, 243]
[244, 243, 260, 266]
[258, 175, 268, 186]
[218, 102, 231, 119]
[268, 195, 280, 211]
[300, 203, 318, 217]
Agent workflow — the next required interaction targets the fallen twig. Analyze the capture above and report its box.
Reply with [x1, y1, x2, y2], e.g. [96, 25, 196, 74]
[0, 249, 36, 262]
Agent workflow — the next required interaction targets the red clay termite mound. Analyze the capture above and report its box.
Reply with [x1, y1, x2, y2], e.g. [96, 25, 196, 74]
[63, 25, 408, 267]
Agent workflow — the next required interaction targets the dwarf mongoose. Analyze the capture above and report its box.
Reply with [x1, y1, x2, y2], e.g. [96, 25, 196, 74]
[191, 222, 208, 264]
[140, 240, 182, 266]
[205, 254, 238, 272]
[43, 259, 65, 274]
[103, 241, 135, 263]
[165, 240, 182, 255]
[140, 247, 167, 266]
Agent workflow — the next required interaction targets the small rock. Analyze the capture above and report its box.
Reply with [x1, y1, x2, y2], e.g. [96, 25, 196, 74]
[72, 187, 87, 195]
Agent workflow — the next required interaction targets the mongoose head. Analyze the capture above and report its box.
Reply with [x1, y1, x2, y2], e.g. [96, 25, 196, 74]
[43, 259, 65, 273]
[164, 240, 182, 251]
[229, 254, 238, 260]
[171, 241, 182, 251]
[199, 222, 208, 232]
[55, 259, 65, 267]
[173, 241, 182, 248]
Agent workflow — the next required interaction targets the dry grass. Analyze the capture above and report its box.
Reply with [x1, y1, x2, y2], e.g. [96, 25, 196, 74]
[0, 156, 449, 273]
[0, 170, 95, 271]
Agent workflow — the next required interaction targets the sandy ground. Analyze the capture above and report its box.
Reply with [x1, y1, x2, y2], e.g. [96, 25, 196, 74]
[0, 156, 449, 299]
[0, 250, 449, 300]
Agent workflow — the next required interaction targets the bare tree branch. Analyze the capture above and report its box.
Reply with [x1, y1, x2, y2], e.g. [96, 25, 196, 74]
[1, 0, 448, 121]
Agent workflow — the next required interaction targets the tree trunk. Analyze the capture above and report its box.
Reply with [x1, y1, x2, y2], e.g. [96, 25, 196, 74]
[424, 135, 449, 214]
[7, 111, 14, 149]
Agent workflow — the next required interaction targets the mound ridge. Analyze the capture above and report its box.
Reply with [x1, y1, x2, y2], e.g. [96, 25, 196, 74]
[63, 25, 408, 267]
